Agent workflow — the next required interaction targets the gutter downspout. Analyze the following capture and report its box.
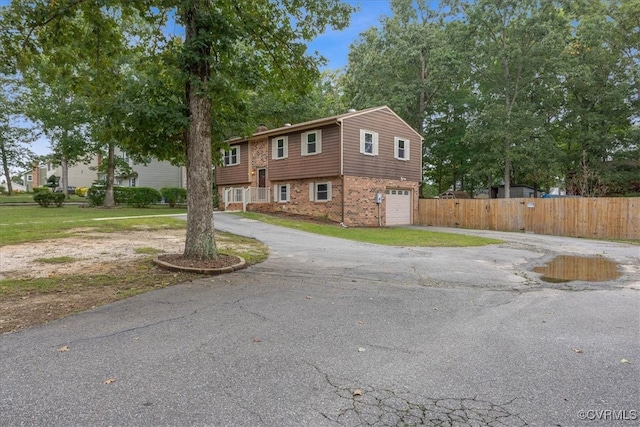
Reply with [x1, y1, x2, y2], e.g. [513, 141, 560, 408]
[337, 119, 345, 225]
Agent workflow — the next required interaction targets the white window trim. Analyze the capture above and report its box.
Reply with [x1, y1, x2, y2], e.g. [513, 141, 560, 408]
[274, 183, 290, 202]
[272, 136, 289, 160]
[394, 137, 410, 161]
[26, 174, 33, 182]
[309, 181, 332, 202]
[360, 129, 379, 156]
[222, 145, 241, 166]
[301, 130, 322, 156]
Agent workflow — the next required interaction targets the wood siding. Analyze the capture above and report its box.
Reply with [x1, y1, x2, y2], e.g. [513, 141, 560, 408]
[342, 108, 422, 182]
[130, 158, 184, 189]
[267, 125, 341, 181]
[215, 141, 251, 185]
[418, 198, 640, 239]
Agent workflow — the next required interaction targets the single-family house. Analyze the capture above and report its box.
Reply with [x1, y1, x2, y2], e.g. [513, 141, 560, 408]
[215, 106, 423, 227]
[21, 163, 48, 191]
[47, 149, 187, 191]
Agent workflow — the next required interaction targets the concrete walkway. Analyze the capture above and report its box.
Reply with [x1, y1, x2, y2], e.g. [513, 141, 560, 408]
[1, 212, 638, 426]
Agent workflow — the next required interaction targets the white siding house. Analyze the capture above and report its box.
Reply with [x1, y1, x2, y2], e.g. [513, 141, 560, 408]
[49, 150, 186, 190]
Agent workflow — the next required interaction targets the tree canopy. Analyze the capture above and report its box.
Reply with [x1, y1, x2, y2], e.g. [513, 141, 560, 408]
[342, 0, 639, 197]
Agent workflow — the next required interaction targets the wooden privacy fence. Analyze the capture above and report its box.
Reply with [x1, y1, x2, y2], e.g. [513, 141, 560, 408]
[418, 197, 640, 240]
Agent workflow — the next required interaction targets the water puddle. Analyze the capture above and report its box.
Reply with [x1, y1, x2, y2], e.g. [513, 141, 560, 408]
[534, 255, 622, 283]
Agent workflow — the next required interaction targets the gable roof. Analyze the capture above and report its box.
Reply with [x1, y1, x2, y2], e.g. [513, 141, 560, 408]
[233, 106, 423, 142]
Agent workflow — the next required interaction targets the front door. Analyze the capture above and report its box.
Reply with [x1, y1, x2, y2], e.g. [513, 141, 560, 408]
[258, 169, 266, 188]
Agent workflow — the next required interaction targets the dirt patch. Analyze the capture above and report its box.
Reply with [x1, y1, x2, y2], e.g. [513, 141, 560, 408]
[0, 230, 247, 334]
[1, 229, 187, 279]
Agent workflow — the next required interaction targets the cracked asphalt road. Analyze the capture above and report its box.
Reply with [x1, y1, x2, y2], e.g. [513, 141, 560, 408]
[1, 212, 639, 426]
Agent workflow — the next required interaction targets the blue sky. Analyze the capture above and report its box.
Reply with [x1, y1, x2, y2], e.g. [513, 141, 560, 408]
[308, 0, 391, 70]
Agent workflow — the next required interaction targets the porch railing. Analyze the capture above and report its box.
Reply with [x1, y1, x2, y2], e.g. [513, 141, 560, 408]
[224, 186, 270, 211]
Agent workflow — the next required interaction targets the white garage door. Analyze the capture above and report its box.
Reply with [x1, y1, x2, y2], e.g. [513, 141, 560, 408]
[385, 189, 411, 225]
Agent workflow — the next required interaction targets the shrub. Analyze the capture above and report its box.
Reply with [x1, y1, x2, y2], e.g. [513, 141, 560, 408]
[86, 185, 106, 206]
[32, 187, 50, 194]
[123, 187, 162, 208]
[33, 191, 66, 207]
[0, 185, 5, 194]
[75, 187, 89, 197]
[160, 187, 187, 207]
[86, 186, 162, 207]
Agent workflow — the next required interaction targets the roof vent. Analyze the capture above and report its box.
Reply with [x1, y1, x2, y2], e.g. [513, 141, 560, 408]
[284, 123, 292, 127]
[348, 108, 357, 113]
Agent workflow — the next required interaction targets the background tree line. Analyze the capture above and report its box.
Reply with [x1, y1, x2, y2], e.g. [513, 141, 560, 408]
[342, 0, 639, 198]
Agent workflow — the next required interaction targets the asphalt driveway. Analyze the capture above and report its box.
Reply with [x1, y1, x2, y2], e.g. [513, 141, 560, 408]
[1, 212, 638, 426]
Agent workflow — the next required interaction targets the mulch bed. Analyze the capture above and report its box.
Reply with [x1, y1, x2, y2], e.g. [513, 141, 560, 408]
[155, 253, 242, 269]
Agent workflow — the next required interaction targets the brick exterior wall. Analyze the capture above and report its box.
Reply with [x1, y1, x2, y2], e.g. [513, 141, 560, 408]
[250, 137, 269, 180]
[249, 177, 343, 223]
[219, 175, 420, 227]
[342, 176, 420, 227]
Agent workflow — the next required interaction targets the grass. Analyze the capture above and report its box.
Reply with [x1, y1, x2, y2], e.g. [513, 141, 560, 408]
[0, 193, 86, 204]
[236, 212, 503, 247]
[0, 204, 268, 296]
[135, 247, 165, 255]
[0, 205, 188, 246]
[35, 256, 78, 264]
[0, 231, 270, 299]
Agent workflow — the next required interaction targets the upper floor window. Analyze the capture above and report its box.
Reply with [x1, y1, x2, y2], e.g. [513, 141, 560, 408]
[223, 145, 240, 166]
[272, 136, 288, 159]
[27, 174, 33, 182]
[360, 130, 379, 156]
[301, 130, 322, 156]
[394, 137, 410, 160]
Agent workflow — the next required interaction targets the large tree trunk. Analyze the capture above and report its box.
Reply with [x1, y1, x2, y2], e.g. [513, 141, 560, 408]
[0, 144, 14, 195]
[182, 1, 217, 260]
[103, 142, 116, 207]
[61, 157, 69, 198]
[504, 149, 511, 199]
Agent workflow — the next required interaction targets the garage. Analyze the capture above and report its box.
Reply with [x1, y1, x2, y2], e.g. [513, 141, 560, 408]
[385, 189, 412, 225]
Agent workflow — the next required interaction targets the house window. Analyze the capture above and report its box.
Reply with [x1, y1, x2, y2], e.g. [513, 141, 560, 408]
[301, 130, 322, 156]
[223, 145, 240, 166]
[129, 177, 137, 187]
[272, 136, 288, 159]
[27, 174, 33, 182]
[394, 137, 410, 160]
[309, 181, 332, 202]
[360, 130, 379, 156]
[274, 184, 290, 202]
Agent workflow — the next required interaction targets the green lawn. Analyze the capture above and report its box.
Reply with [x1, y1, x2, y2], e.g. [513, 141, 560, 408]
[236, 212, 503, 247]
[0, 205, 188, 246]
[0, 193, 86, 204]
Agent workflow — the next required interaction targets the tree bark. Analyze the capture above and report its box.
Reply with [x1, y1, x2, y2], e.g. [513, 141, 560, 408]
[102, 142, 116, 207]
[0, 143, 14, 195]
[503, 143, 511, 199]
[61, 157, 69, 198]
[182, 1, 217, 260]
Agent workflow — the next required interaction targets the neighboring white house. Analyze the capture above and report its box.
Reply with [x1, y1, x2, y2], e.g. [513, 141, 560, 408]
[47, 149, 187, 190]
